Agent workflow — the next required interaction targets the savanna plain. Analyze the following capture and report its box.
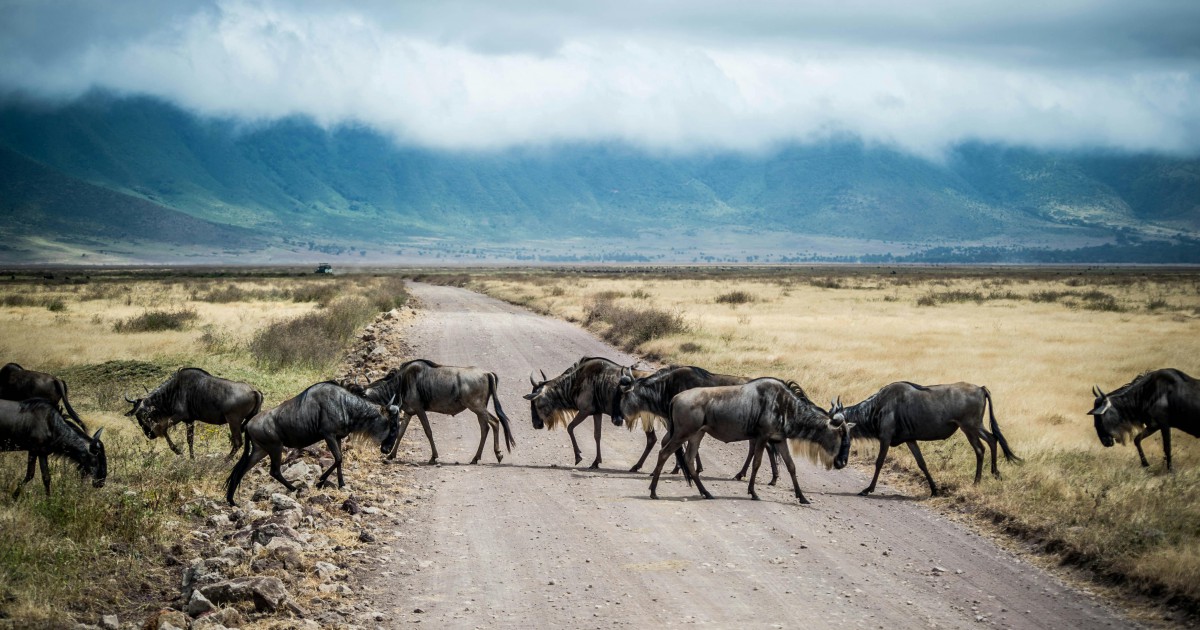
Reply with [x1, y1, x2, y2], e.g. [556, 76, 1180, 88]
[1, 266, 1198, 627]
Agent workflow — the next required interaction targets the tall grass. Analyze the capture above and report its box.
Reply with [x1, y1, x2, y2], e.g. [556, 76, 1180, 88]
[583, 294, 688, 351]
[249, 297, 377, 369]
[113, 308, 199, 333]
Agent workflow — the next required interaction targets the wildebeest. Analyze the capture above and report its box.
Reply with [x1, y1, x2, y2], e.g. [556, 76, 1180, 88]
[649, 378, 852, 503]
[124, 367, 263, 459]
[0, 399, 106, 497]
[1089, 368, 1200, 470]
[525, 357, 652, 469]
[616, 365, 782, 482]
[0, 363, 87, 430]
[357, 359, 514, 465]
[224, 382, 400, 505]
[833, 381, 1019, 497]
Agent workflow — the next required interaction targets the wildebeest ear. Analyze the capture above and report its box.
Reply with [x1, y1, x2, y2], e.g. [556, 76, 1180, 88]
[1087, 398, 1110, 415]
[522, 392, 536, 400]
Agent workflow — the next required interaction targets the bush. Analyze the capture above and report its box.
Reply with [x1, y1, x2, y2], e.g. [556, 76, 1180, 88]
[113, 309, 199, 333]
[715, 290, 755, 304]
[370, 276, 410, 313]
[289, 282, 340, 306]
[250, 297, 375, 368]
[584, 296, 688, 350]
[44, 299, 66, 312]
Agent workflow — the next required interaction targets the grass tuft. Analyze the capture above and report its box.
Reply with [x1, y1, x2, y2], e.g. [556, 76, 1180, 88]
[113, 309, 199, 333]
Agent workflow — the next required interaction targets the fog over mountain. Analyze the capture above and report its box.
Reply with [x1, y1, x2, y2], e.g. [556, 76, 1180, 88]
[0, 2, 1197, 263]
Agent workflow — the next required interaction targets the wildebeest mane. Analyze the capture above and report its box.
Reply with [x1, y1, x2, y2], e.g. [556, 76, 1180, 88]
[538, 358, 624, 430]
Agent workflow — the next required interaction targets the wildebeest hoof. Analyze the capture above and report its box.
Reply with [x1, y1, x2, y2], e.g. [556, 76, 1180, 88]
[929, 489, 940, 497]
[798, 497, 811, 505]
[702, 492, 714, 500]
[317, 480, 335, 489]
[589, 462, 600, 470]
[650, 492, 659, 500]
[426, 458, 437, 465]
[628, 465, 642, 473]
[768, 480, 778, 486]
[574, 455, 583, 465]
[733, 474, 745, 481]
[750, 494, 760, 501]
[858, 488, 872, 496]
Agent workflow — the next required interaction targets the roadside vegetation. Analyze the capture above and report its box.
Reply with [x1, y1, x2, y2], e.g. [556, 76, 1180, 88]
[467, 267, 1200, 611]
[0, 271, 408, 625]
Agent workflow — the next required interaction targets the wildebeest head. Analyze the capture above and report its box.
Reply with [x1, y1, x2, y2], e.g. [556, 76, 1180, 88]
[615, 366, 650, 427]
[377, 396, 402, 455]
[523, 370, 550, 430]
[123, 393, 159, 439]
[829, 398, 853, 470]
[82, 427, 107, 487]
[1087, 385, 1127, 447]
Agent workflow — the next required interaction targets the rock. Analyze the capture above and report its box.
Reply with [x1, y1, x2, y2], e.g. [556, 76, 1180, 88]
[218, 547, 246, 563]
[199, 608, 243, 629]
[307, 493, 333, 507]
[370, 345, 388, 357]
[283, 462, 311, 481]
[99, 614, 119, 630]
[249, 522, 300, 547]
[206, 514, 231, 528]
[183, 557, 231, 598]
[270, 493, 301, 512]
[318, 583, 352, 596]
[252, 536, 306, 572]
[143, 609, 190, 630]
[187, 589, 217, 617]
[358, 530, 376, 543]
[200, 576, 291, 613]
[251, 486, 272, 502]
[313, 561, 341, 581]
[341, 498, 361, 515]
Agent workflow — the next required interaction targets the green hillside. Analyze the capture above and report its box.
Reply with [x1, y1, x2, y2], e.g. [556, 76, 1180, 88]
[0, 93, 1197, 262]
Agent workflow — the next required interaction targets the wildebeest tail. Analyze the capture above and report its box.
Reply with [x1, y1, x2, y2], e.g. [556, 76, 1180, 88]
[224, 425, 254, 505]
[249, 390, 264, 419]
[54, 379, 87, 432]
[982, 386, 1021, 462]
[488, 372, 515, 451]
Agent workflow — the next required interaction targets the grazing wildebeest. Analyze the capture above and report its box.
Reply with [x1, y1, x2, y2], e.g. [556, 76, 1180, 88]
[224, 382, 400, 505]
[525, 357, 652, 469]
[0, 399, 106, 497]
[833, 381, 1019, 497]
[359, 359, 514, 465]
[649, 378, 852, 503]
[0, 363, 87, 430]
[1088, 368, 1200, 470]
[616, 365, 781, 482]
[124, 367, 262, 459]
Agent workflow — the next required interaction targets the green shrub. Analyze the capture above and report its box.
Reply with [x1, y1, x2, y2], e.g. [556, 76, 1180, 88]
[250, 297, 375, 368]
[113, 309, 199, 333]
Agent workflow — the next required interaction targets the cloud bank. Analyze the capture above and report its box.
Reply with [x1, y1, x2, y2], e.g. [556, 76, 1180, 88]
[1, 0, 1197, 157]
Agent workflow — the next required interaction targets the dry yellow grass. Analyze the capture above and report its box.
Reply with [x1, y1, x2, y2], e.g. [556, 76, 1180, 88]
[475, 269, 1200, 606]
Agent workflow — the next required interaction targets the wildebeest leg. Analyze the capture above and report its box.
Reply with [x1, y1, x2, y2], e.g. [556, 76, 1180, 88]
[317, 437, 345, 488]
[1162, 425, 1173, 471]
[226, 445, 269, 506]
[649, 433, 687, 500]
[487, 412, 503, 463]
[671, 446, 703, 475]
[565, 410, 589, 465]
[963, 430, 986, 484]
[38, 453, 51, 495]
[734, 444, 754, 481]
[267, 446, 298, 493]
[470, 410, 490, 465]
[1132, 425, 1160, 468]
[859, 442, 890, 496]
[776, 442, 810, 504]
[630, 428, 657, 472]
[14, 453, 37, 498]
[415, 409, 439, 464]
[186, 422, 196, 459]
[684, 434, 713, 500]
[979, 427, 1001, 478]
[386, 413, 413, 461]
[225, 415, 243, 460]
[746, 438, 768, 500]
[589, 413, 603, 469]
[906, 442, 938, 497]
[161, 423, 184, 455]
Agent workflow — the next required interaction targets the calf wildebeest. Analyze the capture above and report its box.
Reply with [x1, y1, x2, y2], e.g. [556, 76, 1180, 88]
[0, 363, 87, 430]
[0, 399, 106, 497]
[649, 378, 853, 503]
[124, 367, 262, 459]
[358, 359, 514, 465]
[224, 382, 400, 505]
[1089, 368, 1200, 470]
[833, 381, 1019, 497]
[525, 357, 652, 469]
[616, 365, 781, 483]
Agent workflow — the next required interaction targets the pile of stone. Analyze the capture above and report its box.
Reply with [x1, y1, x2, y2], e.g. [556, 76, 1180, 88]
[340, 308, 415, 383]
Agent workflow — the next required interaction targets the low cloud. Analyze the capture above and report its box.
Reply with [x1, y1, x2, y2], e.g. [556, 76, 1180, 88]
[1, 0, 1197, 157]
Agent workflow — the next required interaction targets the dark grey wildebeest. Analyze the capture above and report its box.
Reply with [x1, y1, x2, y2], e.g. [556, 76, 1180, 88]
[224, 382, 400, 505]
[0, 363, 87, 431]
[617, 365, 781, 482]
[1089, 368, 1200, 470]
[124, 367, 262, 459]
[0, 399, 106, 497]
[525, 357, 652, 469]
[649, 378, 853, 503]
[359, 359, 514, 465]
[833, 381, 1019, 497]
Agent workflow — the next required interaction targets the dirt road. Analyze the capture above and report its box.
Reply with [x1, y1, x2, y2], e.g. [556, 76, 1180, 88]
[365, 283, 1133, 628]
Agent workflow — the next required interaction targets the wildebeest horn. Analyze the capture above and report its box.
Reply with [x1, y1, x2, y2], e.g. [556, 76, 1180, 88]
[92, 428, 104, 441]
[1093, 385, 1106, 398]
[124, 393, 135, 404]
[529, 370, 539, 386]
[539, 369, 547, 382]
[388, 394, 397, 406]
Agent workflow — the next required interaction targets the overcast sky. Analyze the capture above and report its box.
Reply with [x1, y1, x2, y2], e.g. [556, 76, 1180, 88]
[1, 0, 1197, 157]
